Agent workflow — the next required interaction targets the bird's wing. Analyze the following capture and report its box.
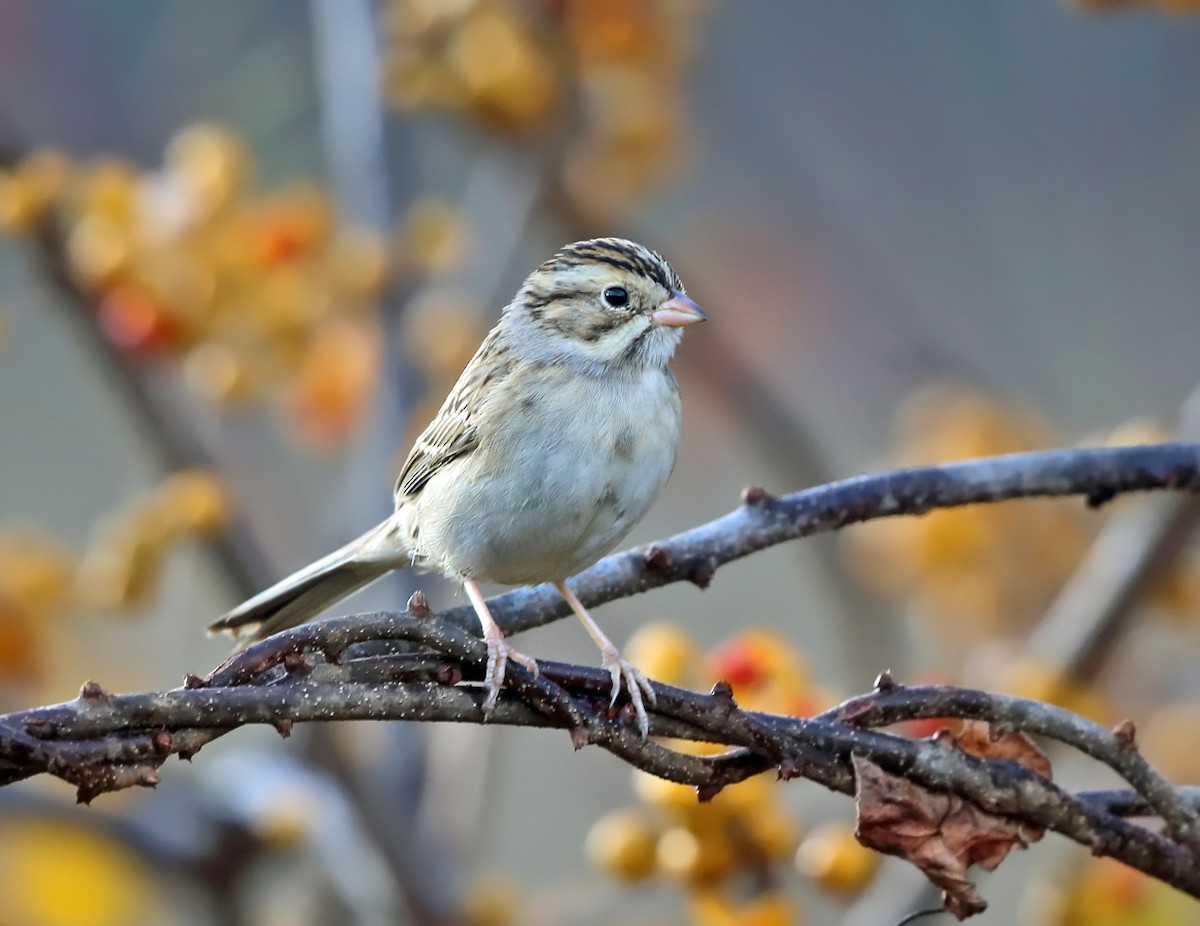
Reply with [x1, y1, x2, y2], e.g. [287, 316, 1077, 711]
[395, 328, 511, 500]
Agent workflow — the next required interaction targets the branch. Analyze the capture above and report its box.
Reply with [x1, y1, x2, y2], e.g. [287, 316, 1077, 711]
[1, 444, 1198, 909]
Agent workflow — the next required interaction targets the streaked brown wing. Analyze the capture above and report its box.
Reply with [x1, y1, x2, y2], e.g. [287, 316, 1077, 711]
[394, 328, 508, 500]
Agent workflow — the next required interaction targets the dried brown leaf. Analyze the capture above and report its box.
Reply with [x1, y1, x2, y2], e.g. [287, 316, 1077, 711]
[953, 720, 1052, 779]
[852, 730, 1050, 920]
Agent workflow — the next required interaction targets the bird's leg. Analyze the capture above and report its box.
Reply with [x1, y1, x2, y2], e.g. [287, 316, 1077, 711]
[554, 580, 656, 737]
[464, 579, 540, 717]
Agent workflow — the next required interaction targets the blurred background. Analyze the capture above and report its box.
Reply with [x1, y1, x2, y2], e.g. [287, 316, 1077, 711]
[1, 1, 1199, 924]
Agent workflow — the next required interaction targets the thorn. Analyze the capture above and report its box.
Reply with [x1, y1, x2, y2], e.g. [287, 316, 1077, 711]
[1090, 834, 1113, 857]
[687, 557, 717, 589]
[709, 680, 738, 717]
[1112, 719, 1137, 746]
[435, 664, 462, 686]
[1086, 487, 1117, 509]
[777, 759, 802, 781]
[282, 653, 312, 676]
[741, 485, 775, 505]
[183, 674, 205, 689]
[696, 782, 724, 803]
[136, 767, 160, 788]
[75, 785, 98, 805]
[151, 729, 173, 756]
[273, 719, 294, 739]
[569, 725, 591, 750]
[873, 670, 898, 692]
[642, 544, 673, 572]
[78, 680, 107, 701]
[407, 590, 431, 617]
[178, 749, 196, 762]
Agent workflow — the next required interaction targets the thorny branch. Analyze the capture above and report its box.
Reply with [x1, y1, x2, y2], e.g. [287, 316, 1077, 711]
[1, 444, 1199, 913]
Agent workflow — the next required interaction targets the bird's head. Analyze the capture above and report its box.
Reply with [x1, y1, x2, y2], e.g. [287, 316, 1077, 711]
[505, 237, 706, 373]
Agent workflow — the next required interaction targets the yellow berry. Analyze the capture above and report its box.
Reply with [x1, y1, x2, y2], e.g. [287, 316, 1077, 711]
[795, 822, 879, 894]
[67, 213, 130, 286]
[464, 873, 521, 926]
[632, 769, 701, 814]
[995, 657, 1112, 724]
[737, 891, 800, 926]
[445, 9, 555, 130]
[0, 171, 41, 232]
[624, 621, 698, 686]
[0, 534, 75, 613]
[329, 229, 389, 297]
[75, 160, 138, 223]
[183, 343, 254, 405]
[706, 771, 773, 816]
[156, 470, 231, 535]
[18, 149, 70, 203]
[75, 528, 165, 611]
[656, 825, 733, 884]
[741, 804, 801, 861]
[251, 788, 312, 848]
[166, 122, 251, 209]
[399, 198, 470, 277]
[401, 291, 486, 378]
[585, 809, 658, 881]
[1140, 702, 1200, 782]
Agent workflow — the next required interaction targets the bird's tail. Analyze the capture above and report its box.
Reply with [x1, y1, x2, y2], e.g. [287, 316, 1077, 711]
[208, 517, 406, 647]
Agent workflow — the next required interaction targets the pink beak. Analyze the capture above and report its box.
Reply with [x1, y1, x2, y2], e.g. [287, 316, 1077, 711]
[650, 291, 707, 328]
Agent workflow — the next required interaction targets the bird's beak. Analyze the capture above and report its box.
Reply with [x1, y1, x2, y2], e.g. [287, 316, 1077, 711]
[650, 291, 707, 328]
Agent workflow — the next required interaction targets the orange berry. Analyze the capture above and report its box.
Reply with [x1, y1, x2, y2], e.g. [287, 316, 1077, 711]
[0, 601, 43, 682]
[97, 284, 179, 354]
[709, 637, 765, 692]
[286, 320, 380, 446]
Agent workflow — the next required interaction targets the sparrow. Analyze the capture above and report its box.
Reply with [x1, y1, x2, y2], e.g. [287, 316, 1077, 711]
[210, 237, 706, 735]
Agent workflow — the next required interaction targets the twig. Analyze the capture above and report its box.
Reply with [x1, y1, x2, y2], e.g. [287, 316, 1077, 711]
[3, 665, 1199, 895]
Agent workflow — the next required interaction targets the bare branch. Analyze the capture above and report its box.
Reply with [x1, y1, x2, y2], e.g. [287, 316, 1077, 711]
[1, 443, 1198, 909]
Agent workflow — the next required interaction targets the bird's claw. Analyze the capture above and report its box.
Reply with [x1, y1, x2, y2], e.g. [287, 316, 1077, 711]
[482, 637, 539, 717]
[601, 648, 656, 738]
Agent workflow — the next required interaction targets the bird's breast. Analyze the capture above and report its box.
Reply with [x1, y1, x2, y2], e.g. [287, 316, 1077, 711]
[413, 365, 682, 585]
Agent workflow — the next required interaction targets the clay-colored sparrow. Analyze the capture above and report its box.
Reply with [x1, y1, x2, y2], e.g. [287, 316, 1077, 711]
[210, 238, 706, 735]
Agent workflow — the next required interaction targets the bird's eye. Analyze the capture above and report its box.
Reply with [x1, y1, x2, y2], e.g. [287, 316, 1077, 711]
[602, 286, 629, 308]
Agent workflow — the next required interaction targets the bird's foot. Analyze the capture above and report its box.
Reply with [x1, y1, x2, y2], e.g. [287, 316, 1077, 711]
[481, 626, 540, 717]
[600, 645, 657, 738]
